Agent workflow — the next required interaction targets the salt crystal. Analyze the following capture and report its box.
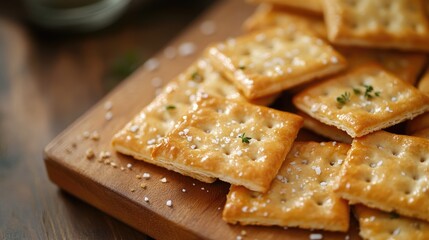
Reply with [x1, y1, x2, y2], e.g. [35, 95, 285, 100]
[143, 173, 151, 179]
[309, 233, 323, 240]
[160, 177, 167, 183]
[163, 46, 176, 59]
[178, 42, 196, 56]
[127, 163, 132, 169]
[200, 20, 216, 35]
[144, 58, 159, 72]
[104, 101, 113, 110]
[166, 200, 173, 207]
[105, 111, 113, 121]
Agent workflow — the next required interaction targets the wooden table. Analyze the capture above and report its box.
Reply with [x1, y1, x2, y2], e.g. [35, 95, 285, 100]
[0, 0, 215, 239]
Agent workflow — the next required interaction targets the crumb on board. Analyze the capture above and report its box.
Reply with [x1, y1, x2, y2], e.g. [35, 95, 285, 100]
[85, 148, 95, 159]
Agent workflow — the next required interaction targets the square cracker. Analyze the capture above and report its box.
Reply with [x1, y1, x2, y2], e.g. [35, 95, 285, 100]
[223, 141, 350, 232]
[337, 47, 427, 85]
[112, 58, 272, 183]
[206, 27, 347, 99]
[354, 204, 429, 240]
[298, 111, 352, 144]
[152, 96, 303, 192]
[248, 0, 323, 14]
[293, 64, 429, 138]
[407, 67, 429, 134]
[335, 131, 429, 222]
[244, 4, 327, 39]
[322, 0, 429, 51]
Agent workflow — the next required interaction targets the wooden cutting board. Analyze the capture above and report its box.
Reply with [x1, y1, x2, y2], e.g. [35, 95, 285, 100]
[44, 0, 361, 239]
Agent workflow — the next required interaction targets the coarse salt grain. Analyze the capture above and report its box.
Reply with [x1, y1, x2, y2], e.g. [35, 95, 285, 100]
[151, 77, 163, 87]
[164, 46, 176, 59]
[166, 200, 173, 207]
[200, 20, 216, 35]
[312, 166, 321, 175]
[144, 58, 159, 72]
[160, 177, 167, 183]
[127, 163, 132, 169]
[104, 101, 112, 110]
[143, 173, 151, 179]
[90, 131, 100, 141]
[144, 197, 149, 202]
[130, 125, 139, 133]
[105, 111, 113, 121]
[178, 42, 196, 56]
[83, 131, 90, 139]
[182, 188, 186, 193]
[309, 233, 323, 240]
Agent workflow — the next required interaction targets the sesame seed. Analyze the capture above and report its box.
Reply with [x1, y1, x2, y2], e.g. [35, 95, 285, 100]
[166, 200, 173, 207]
[142, 173, 151, 179]
[105, 111, 113, 121]
[144, 58, 159, 72]
[309, 233, 323, 240]
[160, 177, 167, 183]
[178, 42, 196, 56]
[127, 163, 132, 169]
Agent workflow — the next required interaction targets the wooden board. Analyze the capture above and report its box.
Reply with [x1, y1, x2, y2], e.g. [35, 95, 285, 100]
[44, 1, 360, 239]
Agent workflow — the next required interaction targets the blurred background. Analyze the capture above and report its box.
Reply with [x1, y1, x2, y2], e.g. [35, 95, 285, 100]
[0, 0, 215, 239]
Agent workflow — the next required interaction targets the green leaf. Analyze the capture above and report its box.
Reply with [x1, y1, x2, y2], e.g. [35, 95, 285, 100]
[238, 133, 251, 144]
[166, 105, 176, 110]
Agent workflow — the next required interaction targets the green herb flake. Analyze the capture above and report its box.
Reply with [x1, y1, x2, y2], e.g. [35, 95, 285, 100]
[336, 92, 351, 105]
[191, 71, 202, 82]
[238, 65, 246, 70]
[353, 88, 361, 95]
[166, 105, 176, 110]
[238, 133, 251, 144]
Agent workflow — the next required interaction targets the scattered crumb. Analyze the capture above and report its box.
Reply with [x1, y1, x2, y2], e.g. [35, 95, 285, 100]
[85, 148, 95, 159]
[110, 162, 117, 168]
[160, 177, 167, 183]
[130, 188, 136, 193]
[104, 159, 111, 165]
[83, 131, 90, 139]
[136, 174, 142, 179]
[120, 167, 125, 171]
[178, 42, 196, 56]
[90, 131, 100, 141]
[166, 200, 173, 207]
[140, 183, 147, 189]
[236, 235, 243, 240]
[309, 233, 323, 240]
[240, 230, 247, 236]
[99, 151, 111, 159]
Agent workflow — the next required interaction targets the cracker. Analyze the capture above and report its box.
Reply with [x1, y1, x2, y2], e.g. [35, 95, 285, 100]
[244, 4, 327, 39]
[298, 111, 352, 144]
[406, 68, 429, 134]
[354, 204, 429, 240]
[337, 47, 427, 85]
[293, 64, 429, 138]
[413, 128, 429, 140]
[335, 131, 429, 222]
[152, 96, 303, 192]
[223, 141, 350, 232]
[206, 27, 346, 99]
[322, 0, 429, 51]
[112, 58, 271, 183]
[248, 0, 323, 14]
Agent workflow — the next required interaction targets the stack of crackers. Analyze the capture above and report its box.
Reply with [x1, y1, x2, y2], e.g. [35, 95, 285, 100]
[112, 0, 429, 238]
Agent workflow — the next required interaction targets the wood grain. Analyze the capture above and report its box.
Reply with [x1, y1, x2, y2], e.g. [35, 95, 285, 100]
[44, 0, 361, 239]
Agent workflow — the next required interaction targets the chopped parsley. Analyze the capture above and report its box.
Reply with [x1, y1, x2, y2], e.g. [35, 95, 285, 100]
[166, 105, 176, 110]
[353, 88, 361, 95]
[336, 92, 351, 106]
[238, 133, 251, 144]
[238, 65, 246, 70]
[191, 71, 202, 82]
[363, 84, 381, 99]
